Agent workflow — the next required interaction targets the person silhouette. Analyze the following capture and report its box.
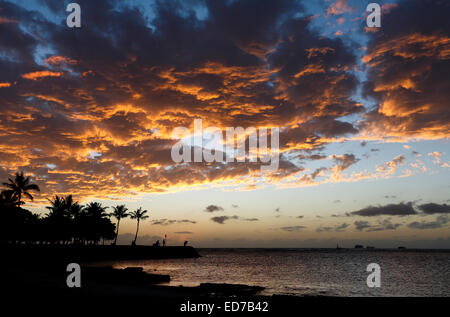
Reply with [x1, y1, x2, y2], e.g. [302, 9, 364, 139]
[184, 240, 188, 247]
[163, 234, 166, 247]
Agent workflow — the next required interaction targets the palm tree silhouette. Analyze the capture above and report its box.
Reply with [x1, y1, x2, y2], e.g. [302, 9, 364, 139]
[46, 195, 68, 218]
[2, 171, 40, 206]
[130, 207, 149, 245]
[83, 202, 110, 245]
[84, 202, 109, 218]
[110, 205, 129, 244]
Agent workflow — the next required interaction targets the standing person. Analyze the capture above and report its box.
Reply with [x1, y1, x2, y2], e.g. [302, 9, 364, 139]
[184, 240, 188, 247]
[163, 234, 167, 247]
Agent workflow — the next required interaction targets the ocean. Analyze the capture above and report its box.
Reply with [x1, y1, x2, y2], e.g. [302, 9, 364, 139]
[95, 248, 450, 297]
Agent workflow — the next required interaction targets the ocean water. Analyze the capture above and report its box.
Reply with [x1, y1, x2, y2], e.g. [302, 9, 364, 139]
[97, 248, 450, 297]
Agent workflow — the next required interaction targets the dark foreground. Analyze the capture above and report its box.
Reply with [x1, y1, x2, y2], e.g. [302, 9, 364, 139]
[2, 244, 267, 297]
[1, 245, 446, 315]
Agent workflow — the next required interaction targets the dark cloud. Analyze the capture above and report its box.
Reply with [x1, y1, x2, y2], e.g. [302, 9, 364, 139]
[151, 219, 197, 226]
[331, 154, 359, 172]
[204, 205, 224, 213]
[242, 218, 259, 222]
[281, 226, 306, 232]
[316, 223, 349, 232]
[354, 221, 371, 231]
[350, 202, 417, 217]
[210, 215, 239, 224]
[296, 154, 327, 161]
[408, 215, 449, 230]
[366, 219, 402, 232]
[174, 231, 193, 234]
[417, 203, 450, 214]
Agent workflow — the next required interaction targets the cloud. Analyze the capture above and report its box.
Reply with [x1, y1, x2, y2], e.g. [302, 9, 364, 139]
[297, 154, 327, 161]
[316, 223, 349, 232]
[44, 55, 77, 66]
[350, 202, 417, 217]
[417, 203, 450, 214]
[204, 205, 224, 213]
[0, 0, 368, 200]
[366, 219, 402, 232]
[408, 215, 449, 230]
[354, 221, 371, 231]
[174, 231, 193, 234]
[211, 215, 239, 224]
[428, 152, 450, 168]
[327, 0, 353, 16]
[242, 218, 259, 222]
[21, 70, 63, 80]
[1, 0, 448, 203]
[376, 155, 405, 176]
[151, 219, 197, 226]
[331, 154, 359, 172]
[281, 226, 306, 232]
[361, 0, 450, 141]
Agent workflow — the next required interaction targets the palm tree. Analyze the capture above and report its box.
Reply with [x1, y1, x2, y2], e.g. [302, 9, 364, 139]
[46, 195, 68, 218]
[110, 205, 129, 244]
[130, 207, 149, 245]
[2, 171, 40, 206]
[83, 202, 109, 245]
[84, 202, 109, 218]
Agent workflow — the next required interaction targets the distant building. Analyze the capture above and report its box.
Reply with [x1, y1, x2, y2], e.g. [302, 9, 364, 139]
[354, 245, 364, 249]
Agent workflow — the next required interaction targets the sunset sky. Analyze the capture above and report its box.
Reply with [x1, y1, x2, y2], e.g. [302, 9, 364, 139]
[1, 0, 449, 248]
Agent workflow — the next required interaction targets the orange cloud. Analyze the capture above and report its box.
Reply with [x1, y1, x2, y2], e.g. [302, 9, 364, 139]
[22, 71, 63, 80]
[327, 0, 353, 16]
[44, 56, 77, 66]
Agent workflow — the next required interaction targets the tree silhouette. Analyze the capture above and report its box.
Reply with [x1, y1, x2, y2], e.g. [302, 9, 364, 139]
[46, 195, 69, 218]
[130, 207, 149, 245]
[83, 202, 110, 245]
[45, 195, 84, 244]
[110, 205, 129, 244]
[0, 174, 127, 246]
[2, 171, 40, 206]
[0, 190, 16, 208]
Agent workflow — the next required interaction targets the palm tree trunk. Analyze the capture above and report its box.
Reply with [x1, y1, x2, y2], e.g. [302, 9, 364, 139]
[114, 219, 121, 244]
[133, 219, 140, 245]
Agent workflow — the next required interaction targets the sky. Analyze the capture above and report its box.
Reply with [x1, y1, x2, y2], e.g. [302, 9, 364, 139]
[0, 0, 449, 248]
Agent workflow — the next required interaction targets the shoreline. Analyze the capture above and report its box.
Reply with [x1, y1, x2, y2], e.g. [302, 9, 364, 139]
[1, 244, 200, 263]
